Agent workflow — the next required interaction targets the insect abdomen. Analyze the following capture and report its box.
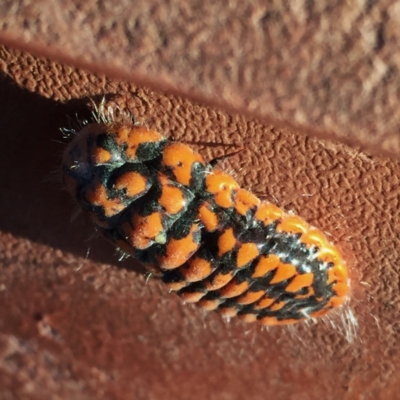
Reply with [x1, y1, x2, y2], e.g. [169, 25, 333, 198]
[62, 122, 349, 326]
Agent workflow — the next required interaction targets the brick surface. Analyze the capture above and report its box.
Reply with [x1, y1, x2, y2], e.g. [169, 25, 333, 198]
[1, 1, 400, 158]
[0, 47, 399, 399]
[2, 0, 400, 397]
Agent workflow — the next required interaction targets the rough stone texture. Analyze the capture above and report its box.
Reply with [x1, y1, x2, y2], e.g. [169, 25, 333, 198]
[1, 0, 400, 158]
[0, 46, 399, 399]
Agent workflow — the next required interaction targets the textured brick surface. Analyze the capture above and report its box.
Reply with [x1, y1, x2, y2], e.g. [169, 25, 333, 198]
[0, 47, 400, 399]
[1, 1, 400, 158]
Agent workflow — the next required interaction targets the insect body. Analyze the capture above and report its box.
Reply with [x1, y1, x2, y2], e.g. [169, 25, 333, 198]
[62, 114, 349, 326]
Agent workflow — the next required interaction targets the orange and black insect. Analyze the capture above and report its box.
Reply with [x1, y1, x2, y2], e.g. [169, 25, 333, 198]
[62, 103, 349, 326]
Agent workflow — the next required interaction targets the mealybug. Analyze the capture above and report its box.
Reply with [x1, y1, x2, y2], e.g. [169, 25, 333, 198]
[62, 102, 349, 326]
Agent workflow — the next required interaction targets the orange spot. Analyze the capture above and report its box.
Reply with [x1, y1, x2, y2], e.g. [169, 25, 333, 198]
[254, 297, 275, 310]
[254, 203, 283, 226]
[328, 296, 345, 308]
[92, 147, 112, 164]
[237, 243, 260, 268]
[219, 307, 238, 318]
[234, 189, 260, 216]
[115, 126, 164, 160]
[285, 273, 314, 292]
[85, 182, 125, 217]
[317, 245, 342, 265]
[238, 313, 257, 323]
[162, 143, 204, 186]
[157, 223, 201, 269]
[259, 317, 299, 326]
[158, 175, 186, 214]
[220, 280, 249, 298]
[333, 282, 348, 298]
[164, 281, 187, 291]
[236, 290, 265, 305]
[269, 263, 297, 284]
[114, 171, 148, 198]
[180, 291, 205, 303]
[269, 301, 286, 311]
[300, 228, 328, 249]
[126, 212, 164, 249]
[277, 215, 308, 235]
[218, 228, 236, 257]
[198, 299, 221, 311]
[327, 263, 349, 284]
[310, 308, 330, 318]
[206, 171, 239, 208]
[181, 257, 213, 282]
[204, 271, 234, 290]
[252, 254, 280, 278]
[198, 202, 219, 232]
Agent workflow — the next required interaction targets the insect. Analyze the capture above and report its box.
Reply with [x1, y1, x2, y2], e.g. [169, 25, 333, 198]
[62, 102, 349, 326]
